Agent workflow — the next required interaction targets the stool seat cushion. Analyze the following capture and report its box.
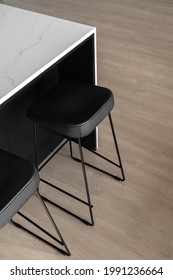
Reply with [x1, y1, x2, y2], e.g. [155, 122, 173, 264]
[27, 81, 114, 138]
[0, 150, 39, 228]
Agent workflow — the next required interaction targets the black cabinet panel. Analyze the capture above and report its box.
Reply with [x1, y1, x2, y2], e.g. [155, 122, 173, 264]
[0, 35, 96, 163]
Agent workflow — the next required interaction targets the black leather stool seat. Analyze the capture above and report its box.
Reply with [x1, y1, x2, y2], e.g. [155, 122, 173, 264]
[0, 149, 39, 229]
[0, 149, 70, 255]
[27, 81, 125, 226]
[28, 81, 114, 138]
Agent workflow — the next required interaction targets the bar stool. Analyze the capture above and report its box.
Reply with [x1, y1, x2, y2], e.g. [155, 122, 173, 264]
[0, 149, 70, 256]
[27, 81, 125, 226]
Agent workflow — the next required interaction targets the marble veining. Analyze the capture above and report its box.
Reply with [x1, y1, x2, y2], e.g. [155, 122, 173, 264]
[0, 4, 96, 105]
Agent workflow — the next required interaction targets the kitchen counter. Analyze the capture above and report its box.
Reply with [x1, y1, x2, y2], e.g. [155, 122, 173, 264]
[0, 4, 97, 161]
[0, 4, 96, 105]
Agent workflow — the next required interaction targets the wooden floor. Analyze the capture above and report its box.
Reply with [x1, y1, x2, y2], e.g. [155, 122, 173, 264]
[1, 0, 173, 260]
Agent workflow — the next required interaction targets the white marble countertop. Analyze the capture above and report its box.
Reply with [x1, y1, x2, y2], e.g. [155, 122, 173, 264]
[0, 4, 96, 105]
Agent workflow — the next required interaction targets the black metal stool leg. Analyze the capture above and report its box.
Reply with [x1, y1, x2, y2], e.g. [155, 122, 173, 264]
[69, 140, 73, 158]
[37, 190, 71, 255]
[70, 118, 125, 181]
[78, 138, 94, 226]
[108, 113, 125, 181]
[11, 190, 71, 256]
[33, 126, 94, 225]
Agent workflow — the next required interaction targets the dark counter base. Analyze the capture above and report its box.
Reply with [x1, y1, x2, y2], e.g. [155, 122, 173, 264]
[0, 35, 96, 164]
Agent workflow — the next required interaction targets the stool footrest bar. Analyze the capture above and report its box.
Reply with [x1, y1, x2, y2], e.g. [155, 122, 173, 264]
[41, 195, 93, 226]
[40, 178, 94, 207]
[11, 219, 68, 255]
[71, 155, 123, 181]
[11, 190, 71, 256]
